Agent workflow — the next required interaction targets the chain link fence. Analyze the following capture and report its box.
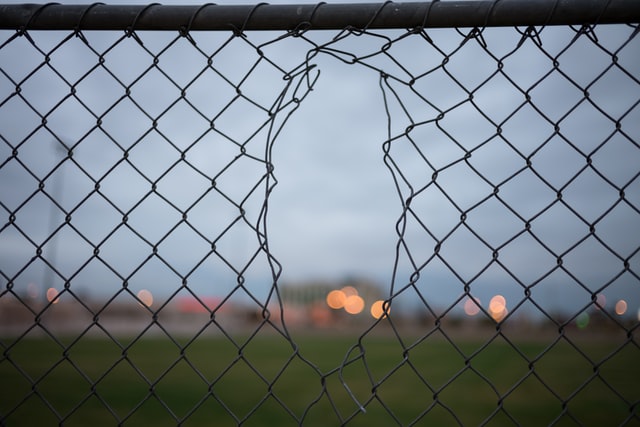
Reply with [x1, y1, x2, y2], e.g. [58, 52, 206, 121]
[1, 1, 639, 425]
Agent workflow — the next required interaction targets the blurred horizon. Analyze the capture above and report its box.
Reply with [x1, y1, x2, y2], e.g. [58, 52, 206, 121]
[1, 14, 639, 331]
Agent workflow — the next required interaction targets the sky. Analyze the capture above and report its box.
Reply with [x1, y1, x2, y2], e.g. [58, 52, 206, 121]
[0, 2, 639, 321]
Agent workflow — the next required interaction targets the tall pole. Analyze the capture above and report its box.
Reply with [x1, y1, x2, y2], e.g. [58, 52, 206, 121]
[42, 141, 66, 303]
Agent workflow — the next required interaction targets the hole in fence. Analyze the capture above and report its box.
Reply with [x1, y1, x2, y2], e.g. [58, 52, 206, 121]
[272, 58, 394, 285]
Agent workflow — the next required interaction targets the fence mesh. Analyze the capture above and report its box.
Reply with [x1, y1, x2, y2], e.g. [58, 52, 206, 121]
[1, 2, 639, 426]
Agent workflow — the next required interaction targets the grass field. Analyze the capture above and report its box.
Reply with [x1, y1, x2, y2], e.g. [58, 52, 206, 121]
[1, 331, 638, 426]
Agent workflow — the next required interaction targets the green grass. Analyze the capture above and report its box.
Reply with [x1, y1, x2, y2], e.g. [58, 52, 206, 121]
[1, 332, 638, 426]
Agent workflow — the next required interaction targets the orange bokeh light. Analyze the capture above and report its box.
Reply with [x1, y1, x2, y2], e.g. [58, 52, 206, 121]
[489, 295, 507, 322]
[344, 295, 365, 315]
[370, 300, 389, 319]
[46, 287, 59, 304]
[326, 290, 346, 309]
[595, 293, 606, 309]
[615, 299, 627, 316]
[341, 286, 358, 297]
[489, 295, 506, 312]
[137, 289, 153, 307]
[464, 297, 481, 316]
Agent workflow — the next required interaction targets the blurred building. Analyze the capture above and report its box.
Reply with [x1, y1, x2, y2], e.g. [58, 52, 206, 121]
[278, 278, 385, 327]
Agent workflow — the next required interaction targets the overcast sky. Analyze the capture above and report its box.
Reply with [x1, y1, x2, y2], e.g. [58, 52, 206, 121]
[1, 2, 639, 320]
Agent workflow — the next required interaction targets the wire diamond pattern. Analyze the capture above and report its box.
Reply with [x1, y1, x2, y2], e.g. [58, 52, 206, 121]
[1, 5, 639, 426]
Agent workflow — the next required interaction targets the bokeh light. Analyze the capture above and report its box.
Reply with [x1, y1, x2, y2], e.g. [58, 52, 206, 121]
[137, 289, 153, 307]
[595, 293, 606, 309]
[326, 290, 346, 309]
[576, 312, 590, 329]
[489, 295, 507, 322]
[327, 286, 367, 315]
[463, 297, 481, 316]
[343, 295, 365, 315]
[370, 300, 389, 319]
[46, 287, 59, 304]
[341, 286, 358, 297]
[27, 283, 39, 299]
[615, 299, 627, 316]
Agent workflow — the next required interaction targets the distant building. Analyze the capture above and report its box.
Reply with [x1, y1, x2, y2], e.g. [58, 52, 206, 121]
[279, 278, 383, 308]
[276, 278, 385, 327]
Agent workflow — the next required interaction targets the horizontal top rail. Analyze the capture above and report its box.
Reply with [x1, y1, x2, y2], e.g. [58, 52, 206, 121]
[1, 0, 639, 32]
